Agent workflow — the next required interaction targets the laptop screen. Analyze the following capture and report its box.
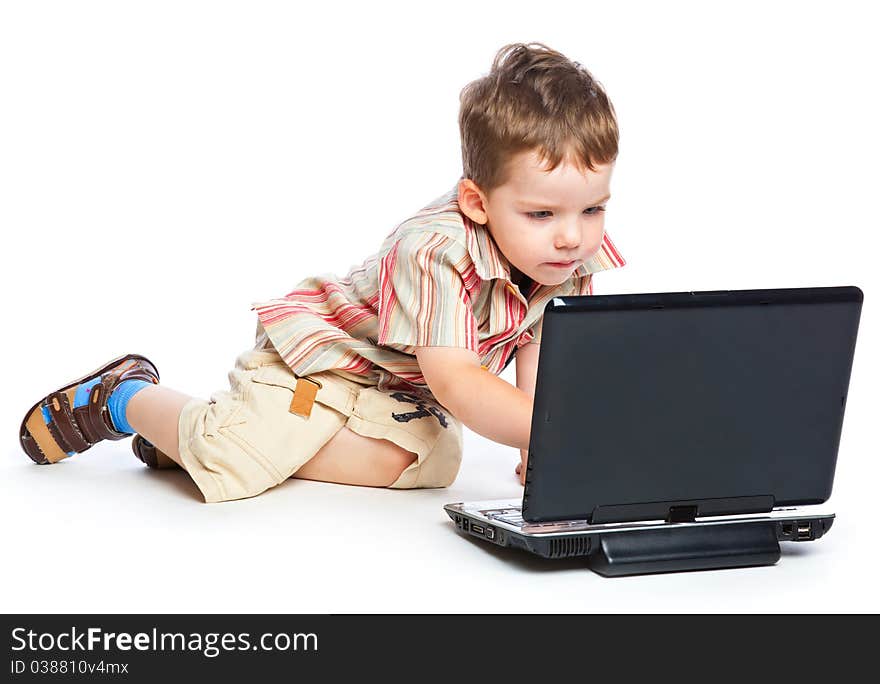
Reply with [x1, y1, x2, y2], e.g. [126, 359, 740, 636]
[523, 286, 862, 523]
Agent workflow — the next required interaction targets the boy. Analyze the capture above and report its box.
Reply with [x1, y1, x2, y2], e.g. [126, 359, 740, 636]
[18, 42, 626, 502]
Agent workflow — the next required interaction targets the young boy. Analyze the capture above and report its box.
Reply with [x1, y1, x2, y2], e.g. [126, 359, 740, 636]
[18, 42, 626, 503]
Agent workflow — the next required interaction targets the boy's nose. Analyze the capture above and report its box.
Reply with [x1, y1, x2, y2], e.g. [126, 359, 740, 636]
[554, 222, 581, 250]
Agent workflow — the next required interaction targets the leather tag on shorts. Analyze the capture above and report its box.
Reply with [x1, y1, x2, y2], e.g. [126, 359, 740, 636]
[290, 377, 320, 419]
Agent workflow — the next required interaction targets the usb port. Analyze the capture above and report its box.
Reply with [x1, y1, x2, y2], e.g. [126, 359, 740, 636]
[797, 523, 812, 540]
[471, 524, 485, 535]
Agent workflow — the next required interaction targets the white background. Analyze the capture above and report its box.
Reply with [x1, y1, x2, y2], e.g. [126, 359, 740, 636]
[1, 0, 877, 613]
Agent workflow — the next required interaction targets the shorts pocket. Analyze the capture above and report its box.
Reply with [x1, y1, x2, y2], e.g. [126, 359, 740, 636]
[246, 364, 309, 421]
[216, 422, 285, 483]
[250, 366, 362, 420]
[250, 363, 306, 392]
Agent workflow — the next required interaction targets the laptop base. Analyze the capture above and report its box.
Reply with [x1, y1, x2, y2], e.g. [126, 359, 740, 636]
[589, 521, 780, 577]
[444, 500, 833, 577]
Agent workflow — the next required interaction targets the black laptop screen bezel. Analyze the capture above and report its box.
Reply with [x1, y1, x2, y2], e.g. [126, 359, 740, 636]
[522, 285, 862, 524]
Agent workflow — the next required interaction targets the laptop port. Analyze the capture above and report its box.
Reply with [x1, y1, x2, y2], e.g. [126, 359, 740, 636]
[797, 523, 812, 540]
[471, 524, 485, 536]
[782, 523, 794, 536]
[486, 527, 496, 540]
[462, 519, 469, 532]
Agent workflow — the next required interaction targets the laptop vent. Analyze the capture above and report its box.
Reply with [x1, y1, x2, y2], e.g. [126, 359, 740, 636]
[548, 536, 591, 559]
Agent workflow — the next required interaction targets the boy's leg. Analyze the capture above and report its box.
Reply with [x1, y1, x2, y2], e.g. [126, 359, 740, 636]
[127, 387, 420, 485]
[17, 350, 423, 495]
[339, 385, 464, 490]
[125, 384, 194, 468]
[293, 426, 417, 487]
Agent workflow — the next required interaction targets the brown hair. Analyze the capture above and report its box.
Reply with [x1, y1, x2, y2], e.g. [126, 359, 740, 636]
[458, 42, 619, 194]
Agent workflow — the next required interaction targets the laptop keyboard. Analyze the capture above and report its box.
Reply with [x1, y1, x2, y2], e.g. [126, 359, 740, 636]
[474, 503, 814, 530]
[490, 510, 526, 527]
[485, 508, 593, 529]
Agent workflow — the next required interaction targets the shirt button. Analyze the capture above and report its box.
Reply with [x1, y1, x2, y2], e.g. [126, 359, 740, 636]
[480, 365, 489, 371]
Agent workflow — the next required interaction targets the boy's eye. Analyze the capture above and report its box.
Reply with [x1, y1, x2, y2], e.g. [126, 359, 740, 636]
[526, 206, 607, 220]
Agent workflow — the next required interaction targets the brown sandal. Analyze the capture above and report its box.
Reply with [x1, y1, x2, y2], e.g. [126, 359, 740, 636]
[19, 354, 160, 464]
[131, 433, 180, 469]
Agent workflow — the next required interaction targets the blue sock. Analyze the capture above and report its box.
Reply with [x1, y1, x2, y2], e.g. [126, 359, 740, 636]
[69, 377, 152, 434]
[106, 379, 152, 434]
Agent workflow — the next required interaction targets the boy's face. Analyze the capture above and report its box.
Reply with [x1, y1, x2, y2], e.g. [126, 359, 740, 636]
[459, 148, 613, 287]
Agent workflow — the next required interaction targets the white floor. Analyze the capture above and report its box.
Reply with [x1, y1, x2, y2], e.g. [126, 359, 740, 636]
[1, 419, 875, 614]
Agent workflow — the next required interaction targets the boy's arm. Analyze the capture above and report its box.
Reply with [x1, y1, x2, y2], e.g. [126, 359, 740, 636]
[414, 346, 533, 452]
[514, 330, 541, 484]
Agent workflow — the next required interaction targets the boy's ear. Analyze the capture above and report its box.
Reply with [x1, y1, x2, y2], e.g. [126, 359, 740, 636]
[457, 178, 489, 225]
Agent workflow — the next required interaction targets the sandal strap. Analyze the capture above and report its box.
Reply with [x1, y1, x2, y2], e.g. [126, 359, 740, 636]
[82, 382, 129, 442]
[79, 358, 160, 442]
[20, 432, 48, 464]
[71, 405, 112, 443]
[45, 413, 74, 453]
[46, 391, 91, 453]
[113, 359, 160, 385]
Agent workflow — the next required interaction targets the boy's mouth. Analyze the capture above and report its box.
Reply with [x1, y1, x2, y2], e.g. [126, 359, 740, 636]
[544, 259, 577, 269]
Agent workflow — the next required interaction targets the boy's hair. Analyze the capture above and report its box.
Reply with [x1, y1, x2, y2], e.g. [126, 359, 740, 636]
[458, 42, 619, 194]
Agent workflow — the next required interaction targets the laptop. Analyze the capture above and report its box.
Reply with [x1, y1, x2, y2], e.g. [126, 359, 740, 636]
[444, 285, 863, 576]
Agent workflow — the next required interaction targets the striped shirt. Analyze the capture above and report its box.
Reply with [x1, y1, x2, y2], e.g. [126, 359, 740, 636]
[250, 183, 626, 395]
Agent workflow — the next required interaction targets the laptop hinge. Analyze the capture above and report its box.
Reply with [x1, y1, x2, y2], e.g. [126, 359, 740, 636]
[666, 505, 699, 523]
[590, 494, 776, 525]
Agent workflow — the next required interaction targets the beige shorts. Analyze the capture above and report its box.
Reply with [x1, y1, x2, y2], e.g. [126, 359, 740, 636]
[177, 346, 463, 503]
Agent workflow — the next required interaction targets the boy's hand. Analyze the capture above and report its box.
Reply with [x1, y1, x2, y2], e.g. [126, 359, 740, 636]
[516, 449, 528, 484]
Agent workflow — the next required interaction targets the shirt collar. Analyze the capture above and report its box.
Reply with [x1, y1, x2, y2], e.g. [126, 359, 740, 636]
[462, 212, 512, 281]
